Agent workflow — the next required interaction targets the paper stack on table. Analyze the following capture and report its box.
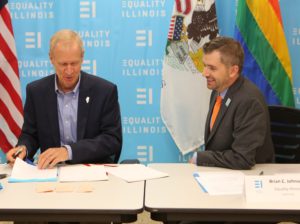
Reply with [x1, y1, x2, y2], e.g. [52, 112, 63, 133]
[9, 158, 58, 183]
[193, 171, 245, 195]
[8, 159, 168, 183]
[59, 164, 108, 182]
[9, 159, 109, 183]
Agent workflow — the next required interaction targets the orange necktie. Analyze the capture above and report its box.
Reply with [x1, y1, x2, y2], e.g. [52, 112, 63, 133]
[210, 96, 222, 130]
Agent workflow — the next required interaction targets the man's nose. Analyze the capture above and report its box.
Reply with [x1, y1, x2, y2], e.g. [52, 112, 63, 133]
[65, 65, 74, 74]
[202, 67, 209, 77]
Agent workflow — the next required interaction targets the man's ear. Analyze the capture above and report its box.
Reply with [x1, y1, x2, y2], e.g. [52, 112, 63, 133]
[49, 52, 54, 65]
[81, 50, 85, 61]
[229, 65, 239, 78]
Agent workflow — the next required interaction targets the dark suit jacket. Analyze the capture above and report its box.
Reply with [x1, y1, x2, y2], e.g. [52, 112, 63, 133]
[17, 71, 122, 164]
[197, 76, 274, 169]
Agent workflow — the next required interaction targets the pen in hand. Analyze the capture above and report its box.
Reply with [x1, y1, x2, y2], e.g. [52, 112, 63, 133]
[6, 146, 25, 165]
[0, 173, 8, 179]
[12, 147, 24, 159]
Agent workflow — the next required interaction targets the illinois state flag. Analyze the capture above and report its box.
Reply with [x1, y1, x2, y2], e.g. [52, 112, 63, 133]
[161, 0, 218, 155]
[235, 0, 294, 107]
[0, 0, 23, 154]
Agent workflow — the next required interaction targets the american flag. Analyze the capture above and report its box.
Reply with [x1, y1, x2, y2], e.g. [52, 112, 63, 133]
[0, 0, 23, 153]
[168, 15, 184, 41]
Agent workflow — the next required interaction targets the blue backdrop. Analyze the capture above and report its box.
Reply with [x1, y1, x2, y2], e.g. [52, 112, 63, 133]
[1, 0, 299, 163]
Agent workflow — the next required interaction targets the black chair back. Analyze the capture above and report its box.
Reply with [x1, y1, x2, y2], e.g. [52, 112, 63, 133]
[268, 105, 300, 163]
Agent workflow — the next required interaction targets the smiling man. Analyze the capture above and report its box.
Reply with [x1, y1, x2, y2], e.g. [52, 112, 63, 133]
[6, 29, 122, 169]
[190, 37, 274, 169]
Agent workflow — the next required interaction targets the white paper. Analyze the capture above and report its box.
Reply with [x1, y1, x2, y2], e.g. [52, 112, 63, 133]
[193, 171, 244, 195]
[9, 158, 57, 182]
[59, 164, 108, 182]
[105, 164, 169, 182]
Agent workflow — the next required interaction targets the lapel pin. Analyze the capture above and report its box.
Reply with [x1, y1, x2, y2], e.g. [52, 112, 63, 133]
[225, 98, 231, 107]
[86, 97, 90, 104]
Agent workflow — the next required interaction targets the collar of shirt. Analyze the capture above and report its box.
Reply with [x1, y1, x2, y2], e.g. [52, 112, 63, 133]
[219, 88, 228, 99]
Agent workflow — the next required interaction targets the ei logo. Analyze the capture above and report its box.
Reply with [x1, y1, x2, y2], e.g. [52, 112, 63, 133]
[135, 30, 153, 47]
[25, 32, 41, 49]
[80, 0, 96, 18]
[137, 145, 153, 163]
[136, 88, 153, 105]
[254, 180, 263, 189]
[82, 60, 97, 75]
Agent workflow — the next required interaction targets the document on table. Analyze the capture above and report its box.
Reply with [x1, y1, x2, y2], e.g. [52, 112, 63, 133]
[8, 158, 58, 183]
[193, 171, 244, 195]
[105, 164, 169, 182]
[59, 164, 108, 182]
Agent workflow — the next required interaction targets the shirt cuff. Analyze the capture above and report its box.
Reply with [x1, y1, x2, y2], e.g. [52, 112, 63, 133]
[191, 151, 197, 164]
[63, 145, 73, 160]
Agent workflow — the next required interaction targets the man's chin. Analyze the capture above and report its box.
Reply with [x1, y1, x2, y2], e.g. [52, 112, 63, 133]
[61, 83, 76, 92]
[206, 84, 214, 90]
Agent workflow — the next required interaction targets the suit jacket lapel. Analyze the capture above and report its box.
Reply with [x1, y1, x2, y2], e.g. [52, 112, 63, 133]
[206, 76, 244, 144]
[77, 73, 91, 140]
[47, 76, 60, 146]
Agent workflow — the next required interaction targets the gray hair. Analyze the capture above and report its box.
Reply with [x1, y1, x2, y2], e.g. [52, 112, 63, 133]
[49, 29, 84, 55]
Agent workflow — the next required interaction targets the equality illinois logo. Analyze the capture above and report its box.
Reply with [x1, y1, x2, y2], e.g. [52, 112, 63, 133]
[254, 179, 263, 193]
[165, 0, 218, 74]
[79, 0, 96, 18]
[24, 32, 42, 49]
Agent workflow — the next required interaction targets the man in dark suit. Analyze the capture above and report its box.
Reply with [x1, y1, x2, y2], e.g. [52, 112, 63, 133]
[190, 37, 274, 169]
[6, 29, 122, 169]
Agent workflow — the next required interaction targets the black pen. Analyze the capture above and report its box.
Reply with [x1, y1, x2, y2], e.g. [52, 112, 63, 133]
[0, 173, 8, 179]
[7, 147, 23, 164]
[12, 147, 24, 159]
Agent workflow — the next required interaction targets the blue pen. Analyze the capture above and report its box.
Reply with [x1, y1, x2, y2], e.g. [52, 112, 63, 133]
[193, 172, 208, 193]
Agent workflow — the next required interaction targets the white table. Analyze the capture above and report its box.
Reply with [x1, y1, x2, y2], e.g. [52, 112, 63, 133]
[0, 164, 144, 223]
[145, 163, 300, 223]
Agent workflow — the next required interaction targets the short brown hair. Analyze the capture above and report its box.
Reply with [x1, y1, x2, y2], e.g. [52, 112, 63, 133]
[203, 36, 244, 73]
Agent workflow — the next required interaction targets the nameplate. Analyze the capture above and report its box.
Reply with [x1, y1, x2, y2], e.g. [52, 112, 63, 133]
[245, 174, 300, 202]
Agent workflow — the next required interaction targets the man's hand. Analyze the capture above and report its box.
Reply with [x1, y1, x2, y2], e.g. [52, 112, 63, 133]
[189, 152, 197, 164]
[6, 145, 27, 166]
[38, 147, 68, 169]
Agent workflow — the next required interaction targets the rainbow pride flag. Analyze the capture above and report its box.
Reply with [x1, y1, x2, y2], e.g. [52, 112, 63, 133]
[235, 0, 295, 107]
